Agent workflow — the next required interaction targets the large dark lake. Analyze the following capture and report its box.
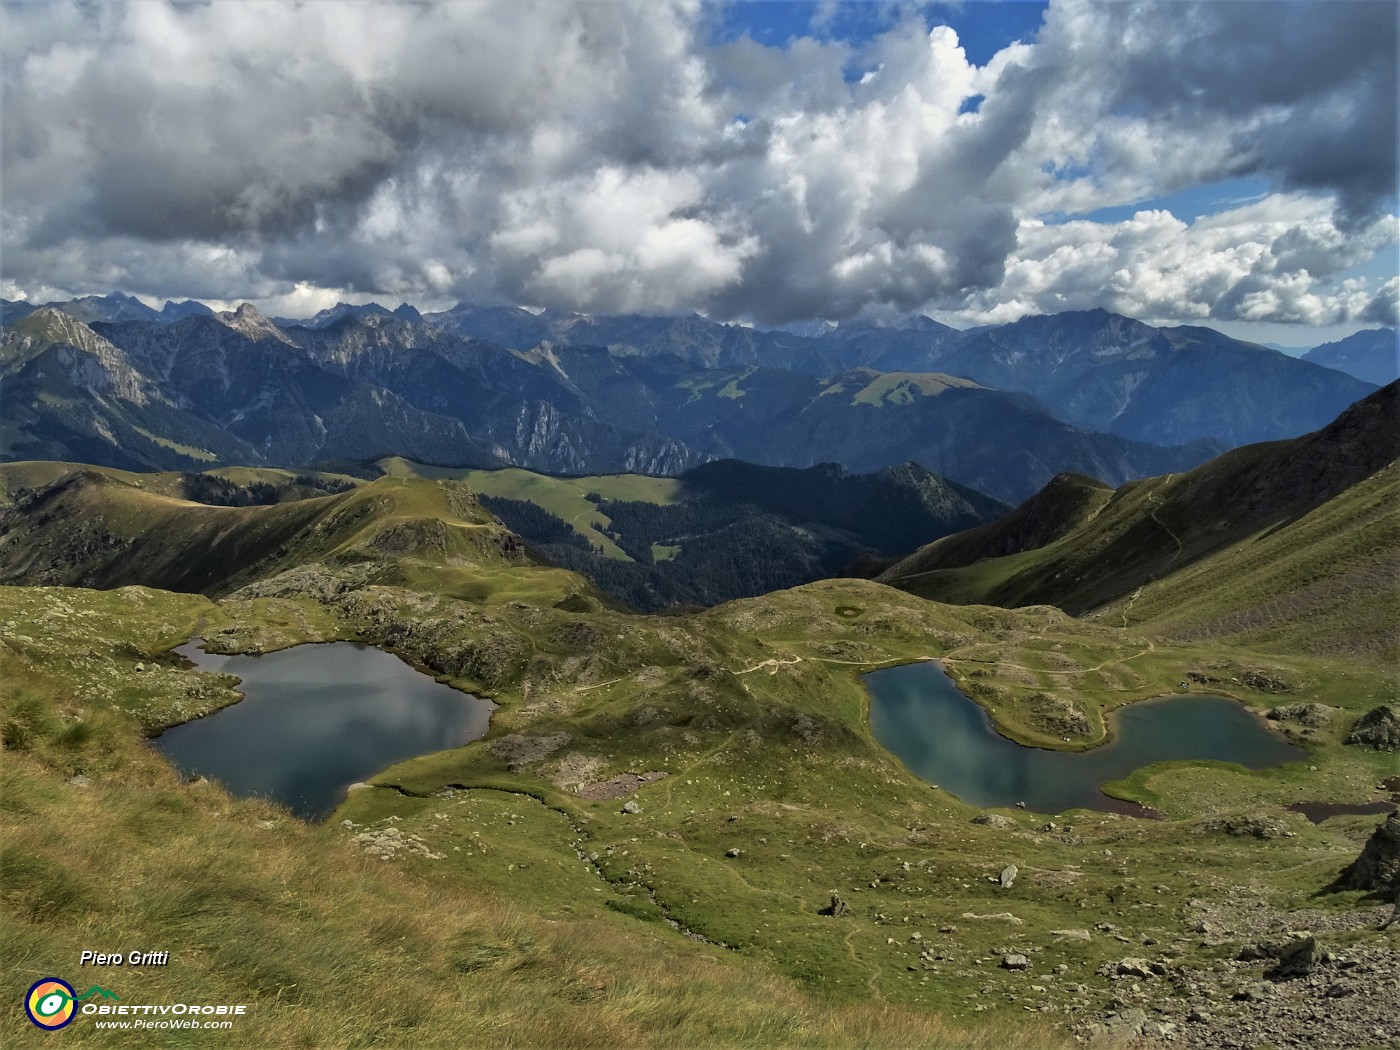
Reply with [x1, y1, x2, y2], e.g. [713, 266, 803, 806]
[865, 661, 1304, 814]
[154, 641, 494, 820]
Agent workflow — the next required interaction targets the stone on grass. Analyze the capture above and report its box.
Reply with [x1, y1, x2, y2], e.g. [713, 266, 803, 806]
[819, 893, 850, 917]
[1343, 705, 1400, 749]
[972, 813, 1019, 830]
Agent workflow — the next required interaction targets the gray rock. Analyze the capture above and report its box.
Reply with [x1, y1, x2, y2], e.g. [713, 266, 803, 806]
[1344, 704, 1400, 749]
[621, 799, 641, 814]
[1141, 1020, 1177, 1041]
[999, 864, 1019, 888]
[1199, 814, 1292, 839]
[819, 893, 849, 917]
[724, 847, 742, 858]
[1267, 702, 1334, 728]
[1116, 957, 1154, 979]
[1236, 941, 1277, 962]
[971, 813, 1019, 830]
[1333, 811, 1400, 900]
[1051, 929, 1092, 941]
[1242, 670, 1291, 693]
[1001, 954, 1030, 970]
[1233, 981, 1276, 1001]
[67, 774, 92, 788]
[1267, 936, 1329, 981]
[1105, 1007, 1148, 1032]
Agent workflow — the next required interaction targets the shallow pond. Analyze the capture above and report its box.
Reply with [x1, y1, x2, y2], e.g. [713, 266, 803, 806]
[154, 641, 494, 820]
[865, 661, 1305, 815]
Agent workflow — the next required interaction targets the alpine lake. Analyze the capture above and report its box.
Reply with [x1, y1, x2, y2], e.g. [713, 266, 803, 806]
[155, 643, 1311, 823]
[154, 641, 494, 820]
[865, 660, 1307, 815]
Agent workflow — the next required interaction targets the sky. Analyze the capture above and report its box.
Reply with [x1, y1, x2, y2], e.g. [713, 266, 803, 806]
[2, 0, 1397, 343]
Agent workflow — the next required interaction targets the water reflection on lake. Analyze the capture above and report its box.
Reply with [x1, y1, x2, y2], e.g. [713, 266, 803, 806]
[866, 661, 1304, 814]
[153, 641, 493, 820]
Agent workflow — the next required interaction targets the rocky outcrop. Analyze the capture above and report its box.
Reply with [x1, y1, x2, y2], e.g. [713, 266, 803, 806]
[1344, 705, 1400, 749]
[1198, 814, 1295, 840]
[1267, 702, 1334, 728]
[1333, 812, 1400, 900]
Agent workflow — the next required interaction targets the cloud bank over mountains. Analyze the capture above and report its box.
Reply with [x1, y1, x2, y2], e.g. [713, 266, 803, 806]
[3, 0, 1396, 328]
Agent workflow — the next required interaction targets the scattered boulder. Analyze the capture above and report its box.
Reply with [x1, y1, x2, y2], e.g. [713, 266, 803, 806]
[1236, 942, 1277, 962]
[1051, 929, 1092, 941]
[1116, 958, 1154, 979]
[819, 893, 850, 917]
[1344, 705, 1400, 749]
[971, 813, 1019, 830]
[621, 800, 641, 815]
[1266, 936, 1329, 981]
[1332, 811, 1400, 901]
[1199, 814, 1293, 839]
[1242, 670, 1291, 693]
[67, 774, 92, 788]
[1001, 954, 1030, 971]
[999, 864, 1019, 889]
[724, 847, 742, 858]
[579, 770, 669, 801]
[1267, 702, 1335, 728]
[960, 911, 1023, 924]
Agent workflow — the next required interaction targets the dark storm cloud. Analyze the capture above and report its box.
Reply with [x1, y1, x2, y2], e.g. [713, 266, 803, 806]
[1028, 1, 1398, 218]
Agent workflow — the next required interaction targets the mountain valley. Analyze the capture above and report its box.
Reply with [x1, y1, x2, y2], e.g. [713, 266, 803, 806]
[2, 298, 1396, 1050]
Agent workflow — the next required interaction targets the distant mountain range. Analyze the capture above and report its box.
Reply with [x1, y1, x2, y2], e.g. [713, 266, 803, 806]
[1301, 328, 1399, 387]
[418, 301, 1374, 448]
[1, 294, 1379, 504]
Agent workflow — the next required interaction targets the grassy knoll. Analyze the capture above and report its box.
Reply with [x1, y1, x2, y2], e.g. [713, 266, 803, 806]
[379, 457, 681, 560]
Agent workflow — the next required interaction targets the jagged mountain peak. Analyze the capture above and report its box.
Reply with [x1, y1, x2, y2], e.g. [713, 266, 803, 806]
[6, 306, 113, 355]
[215, 303, 294, 345]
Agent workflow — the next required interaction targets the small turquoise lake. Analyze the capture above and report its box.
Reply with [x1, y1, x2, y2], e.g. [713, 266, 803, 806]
[154, 641, 494, 820]
[865, 661, 1305, 814]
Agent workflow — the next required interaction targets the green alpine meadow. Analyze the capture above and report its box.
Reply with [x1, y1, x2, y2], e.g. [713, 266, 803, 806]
[3, 2, 1397, 1048]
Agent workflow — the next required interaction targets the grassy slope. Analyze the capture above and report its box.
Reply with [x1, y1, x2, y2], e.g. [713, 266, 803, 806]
[0, 470, 538, 598]
[848, 371, 983, 406]
[0, 460, 363, 506]
[380, 456, 681, 561]
[879, 382, 1400, 636]
[1101, 459, 1400, 659]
